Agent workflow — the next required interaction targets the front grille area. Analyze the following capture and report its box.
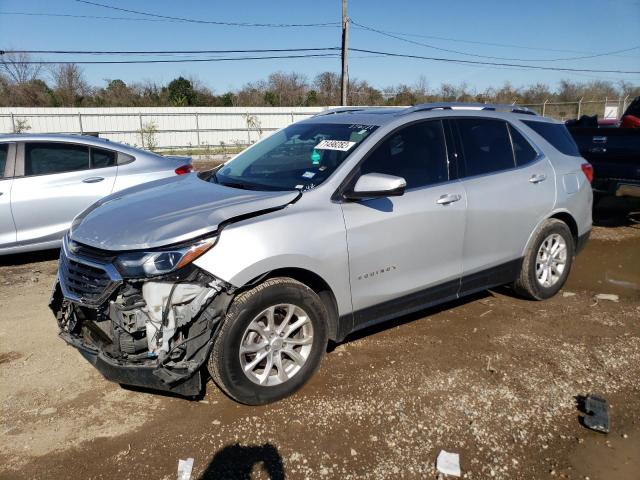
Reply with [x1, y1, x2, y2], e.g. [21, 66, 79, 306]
[59, 243, 121, 306]
[67, 239, 117, 263]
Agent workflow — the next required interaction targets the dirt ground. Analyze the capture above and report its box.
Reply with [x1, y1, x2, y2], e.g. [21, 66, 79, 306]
[1, 201, 638, 479]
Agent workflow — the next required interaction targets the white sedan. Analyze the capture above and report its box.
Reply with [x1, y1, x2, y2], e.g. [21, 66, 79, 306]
[0, 133, 192, 255]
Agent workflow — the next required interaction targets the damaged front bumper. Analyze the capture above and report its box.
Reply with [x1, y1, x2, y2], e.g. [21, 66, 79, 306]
[59, 327, 204, 396]
[50, 237, 233, 397]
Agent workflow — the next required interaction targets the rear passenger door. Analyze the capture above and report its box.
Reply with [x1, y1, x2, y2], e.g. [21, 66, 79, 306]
[11, 142, 118, 246]
[452, 118, 555, 294]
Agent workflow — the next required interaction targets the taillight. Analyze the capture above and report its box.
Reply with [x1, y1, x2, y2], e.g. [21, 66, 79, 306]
[581, 163, 594, 183]
[175, 164, 193, 175]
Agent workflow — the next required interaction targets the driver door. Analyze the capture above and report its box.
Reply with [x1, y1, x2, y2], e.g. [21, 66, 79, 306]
[340, 120, 466, 330]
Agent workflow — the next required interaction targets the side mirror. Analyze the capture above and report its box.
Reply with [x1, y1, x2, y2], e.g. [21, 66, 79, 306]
[344, 173, 407, 200]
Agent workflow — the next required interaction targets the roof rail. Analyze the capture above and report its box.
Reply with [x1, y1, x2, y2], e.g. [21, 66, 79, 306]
[313, 106, 383, 117]
[402, 102, 537, 116]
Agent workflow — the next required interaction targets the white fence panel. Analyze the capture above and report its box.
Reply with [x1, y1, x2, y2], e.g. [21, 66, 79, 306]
[0, 107, 330, 150]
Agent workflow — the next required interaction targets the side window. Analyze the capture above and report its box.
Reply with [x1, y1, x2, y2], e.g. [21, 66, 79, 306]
[0, 144, 7, 178]
[360, 120, 448, 189]
[91, 148, 117, 168]
[25, 143, 90, 176]
[456, 119, 515, 177]
[522, 121, 581, 157]
[509, 125, 539, 166]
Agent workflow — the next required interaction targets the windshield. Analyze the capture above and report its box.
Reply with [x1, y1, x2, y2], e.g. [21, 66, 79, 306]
[212, 122, 378, 191]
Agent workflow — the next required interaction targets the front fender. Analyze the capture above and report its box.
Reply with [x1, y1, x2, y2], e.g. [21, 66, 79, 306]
[192, 205, 352, 317]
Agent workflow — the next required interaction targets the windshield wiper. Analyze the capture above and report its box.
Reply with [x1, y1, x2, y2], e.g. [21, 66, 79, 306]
[217, 180, 267, 191]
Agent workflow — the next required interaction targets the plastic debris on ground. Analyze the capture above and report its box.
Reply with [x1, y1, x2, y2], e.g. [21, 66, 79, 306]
[579, 394, 610, 433]
[177, 457, 194, 480]
[594, 293, 619, 302]
[436, 450, 461, 477]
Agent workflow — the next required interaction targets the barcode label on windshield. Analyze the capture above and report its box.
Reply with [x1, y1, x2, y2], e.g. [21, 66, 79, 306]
[315, 140, 357, 151]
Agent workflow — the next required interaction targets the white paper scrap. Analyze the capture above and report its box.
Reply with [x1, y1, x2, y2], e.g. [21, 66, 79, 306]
[436, 450, 461, 477]
[314, 139, 356, 151]
[177, 457, 194, 480]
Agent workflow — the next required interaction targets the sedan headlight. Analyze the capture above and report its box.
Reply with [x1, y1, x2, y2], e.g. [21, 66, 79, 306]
[114, 237, 216, 278]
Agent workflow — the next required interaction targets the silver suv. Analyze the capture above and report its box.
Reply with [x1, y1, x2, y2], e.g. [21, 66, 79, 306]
[51, 103, 593, 404]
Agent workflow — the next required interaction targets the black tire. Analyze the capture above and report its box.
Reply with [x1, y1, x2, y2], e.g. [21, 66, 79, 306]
[208, 277, 328, 405]
[513, 219, 575, 300]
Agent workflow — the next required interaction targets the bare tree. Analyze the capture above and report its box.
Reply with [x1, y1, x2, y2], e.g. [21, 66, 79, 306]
[0, 51, 42, 84]
[266, 72, 308, 106]
[51, 63, 90, 106]
[314, 72, 341, 105]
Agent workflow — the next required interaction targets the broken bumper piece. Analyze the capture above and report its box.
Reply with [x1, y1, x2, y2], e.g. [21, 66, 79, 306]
[59, 330, 204, 396]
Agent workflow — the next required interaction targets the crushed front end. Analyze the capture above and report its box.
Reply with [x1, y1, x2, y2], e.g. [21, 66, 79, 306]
[50, 235, 232, 397]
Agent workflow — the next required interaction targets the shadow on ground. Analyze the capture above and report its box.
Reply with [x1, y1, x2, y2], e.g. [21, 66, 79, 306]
[199, 443, 285, 480]
[593, 196, 640, 227]
[0, 248, 59, 266]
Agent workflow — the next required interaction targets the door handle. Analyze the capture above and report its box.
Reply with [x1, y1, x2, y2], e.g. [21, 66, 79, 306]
[529, 174, 547, 184]
[82, 177, 104, 183]
[593, 136, 607, 144]
[436, 193, 462, 205]
[588, 147, 607, 154]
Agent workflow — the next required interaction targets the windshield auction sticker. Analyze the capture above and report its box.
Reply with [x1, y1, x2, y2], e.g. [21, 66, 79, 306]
[314, 140, 357, 151]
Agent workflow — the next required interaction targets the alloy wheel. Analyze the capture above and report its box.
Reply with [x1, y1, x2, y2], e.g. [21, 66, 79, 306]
[239, 304, 314, 386]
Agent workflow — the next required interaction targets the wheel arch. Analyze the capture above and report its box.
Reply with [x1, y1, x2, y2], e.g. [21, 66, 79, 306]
[548, 211, 579, 246]
[522, 209, 579, 257]
[239, 267, 342, 342]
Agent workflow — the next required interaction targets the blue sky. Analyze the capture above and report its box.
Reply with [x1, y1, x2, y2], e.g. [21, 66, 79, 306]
[1, 0, 639, 93]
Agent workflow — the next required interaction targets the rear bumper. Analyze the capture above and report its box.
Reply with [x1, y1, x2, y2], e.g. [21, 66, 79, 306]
[59, 330, 203, 397]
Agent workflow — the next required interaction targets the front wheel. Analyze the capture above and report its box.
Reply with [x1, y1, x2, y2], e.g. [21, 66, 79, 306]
[514, 219, 575, 300]
[208, 277, 328, 405]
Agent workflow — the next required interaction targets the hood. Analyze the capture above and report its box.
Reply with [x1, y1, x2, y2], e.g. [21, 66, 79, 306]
[70, 174, 299, 251]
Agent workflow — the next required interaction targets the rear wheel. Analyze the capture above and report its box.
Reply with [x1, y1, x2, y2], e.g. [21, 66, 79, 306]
[514, 219, 575, 300]
[208, 277, 328, 405]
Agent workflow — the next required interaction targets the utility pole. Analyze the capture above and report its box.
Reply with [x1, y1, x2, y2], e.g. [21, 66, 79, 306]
[340, 0, 349, 106]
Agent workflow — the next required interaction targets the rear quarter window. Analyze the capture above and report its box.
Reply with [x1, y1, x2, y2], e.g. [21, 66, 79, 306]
[523, 121, 581, 157]
[91, 147, 117, 168]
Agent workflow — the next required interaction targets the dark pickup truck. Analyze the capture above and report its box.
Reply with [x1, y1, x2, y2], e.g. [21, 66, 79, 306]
[567, 97, 640, 200]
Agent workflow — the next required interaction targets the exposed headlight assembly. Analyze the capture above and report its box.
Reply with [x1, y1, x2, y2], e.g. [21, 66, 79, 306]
[114, 237, 216, 278]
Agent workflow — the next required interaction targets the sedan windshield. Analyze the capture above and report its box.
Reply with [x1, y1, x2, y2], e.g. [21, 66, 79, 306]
[212, 122, 377, 191]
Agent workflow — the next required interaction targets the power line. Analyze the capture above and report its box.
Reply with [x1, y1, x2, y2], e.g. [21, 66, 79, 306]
[4, 47, 340, 55]
[349, 48, 640, 74]
[4, 46, 637, 73]
[350, 24, 640, 58]
[351, 20, 640, 63]
[0, 11, 340, 28]
[73, 0, 340, 27]
[6, 53, 341, 65]
[0, 11, 173, 22]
